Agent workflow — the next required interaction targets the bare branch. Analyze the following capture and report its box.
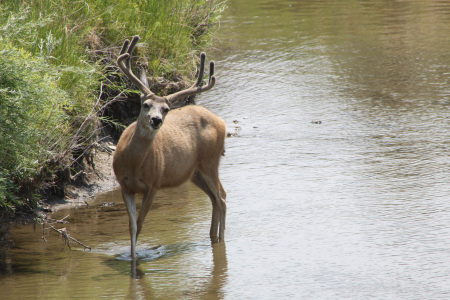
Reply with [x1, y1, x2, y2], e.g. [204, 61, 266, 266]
[40, 216, 91, 251]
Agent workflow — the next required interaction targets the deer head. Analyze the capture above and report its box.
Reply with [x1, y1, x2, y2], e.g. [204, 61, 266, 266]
[117, 36, 216, 137]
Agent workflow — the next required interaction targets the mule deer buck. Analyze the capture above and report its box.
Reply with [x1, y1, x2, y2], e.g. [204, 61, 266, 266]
[113, 36, 227, 260]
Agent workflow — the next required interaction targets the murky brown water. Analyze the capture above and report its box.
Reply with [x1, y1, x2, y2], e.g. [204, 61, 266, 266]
[2, 0, 450, 298]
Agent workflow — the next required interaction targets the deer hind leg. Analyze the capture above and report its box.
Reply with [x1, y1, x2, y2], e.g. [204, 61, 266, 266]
[122, 190, 137, 260]
[217, 181, 227, 241]
[136, 190, 156, 239]
[191, 170, 226, 243]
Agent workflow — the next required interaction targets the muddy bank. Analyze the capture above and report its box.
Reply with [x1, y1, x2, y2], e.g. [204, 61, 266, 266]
[46, 142, 118, 212]
[0, 143, 116, 275]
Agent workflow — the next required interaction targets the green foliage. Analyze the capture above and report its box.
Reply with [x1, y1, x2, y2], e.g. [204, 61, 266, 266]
[3, 0, 226, 78]
[0, 168, 19, 212]
[0, 46, 72, 212]
[0, 1, 225, 215]
[94, 0, 226, 77]
[0, 5, 101, 214]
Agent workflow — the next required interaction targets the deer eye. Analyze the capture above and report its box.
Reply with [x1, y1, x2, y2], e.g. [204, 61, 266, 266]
[143, 103, 150, 109]
[163, 107, 170, 114]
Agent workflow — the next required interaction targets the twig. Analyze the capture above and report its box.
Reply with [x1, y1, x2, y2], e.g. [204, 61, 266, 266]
[69, 81, 105, 149]
[47, 223, 91, 251]
[40, 216, 91, 251]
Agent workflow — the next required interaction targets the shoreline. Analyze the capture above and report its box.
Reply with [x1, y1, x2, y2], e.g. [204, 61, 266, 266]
[47, 143, 118, 212]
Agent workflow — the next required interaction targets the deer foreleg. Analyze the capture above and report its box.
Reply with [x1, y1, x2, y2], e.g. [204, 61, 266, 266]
[122, 190, 137, 260]
[136, 190, 156, 239]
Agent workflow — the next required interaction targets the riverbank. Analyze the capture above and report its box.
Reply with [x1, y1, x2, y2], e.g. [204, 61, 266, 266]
[0, 0, 226, 216]
[46, 141, 118, 212]
[0, 139, 116, 261]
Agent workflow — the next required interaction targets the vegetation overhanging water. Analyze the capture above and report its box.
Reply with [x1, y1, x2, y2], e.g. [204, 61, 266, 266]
[0, 0, 226, 216]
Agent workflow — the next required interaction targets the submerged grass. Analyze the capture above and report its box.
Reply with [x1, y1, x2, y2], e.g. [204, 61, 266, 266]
[0, 0, 226, 216]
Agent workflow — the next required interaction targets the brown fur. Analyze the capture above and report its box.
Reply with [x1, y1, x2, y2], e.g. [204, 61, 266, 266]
[114, 105, 226, 193]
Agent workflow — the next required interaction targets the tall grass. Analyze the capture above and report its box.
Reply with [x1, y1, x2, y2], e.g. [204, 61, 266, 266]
[97, 0, 226, 77]
[0, 0, 225, 215]
[6, 0, 225, 77]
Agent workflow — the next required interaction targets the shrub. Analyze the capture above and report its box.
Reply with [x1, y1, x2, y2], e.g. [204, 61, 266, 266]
[0, 46, 72, 212]
[0, 7, 100, 214]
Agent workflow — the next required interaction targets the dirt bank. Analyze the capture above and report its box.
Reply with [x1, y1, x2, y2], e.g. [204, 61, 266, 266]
[47, 141, 118, 212]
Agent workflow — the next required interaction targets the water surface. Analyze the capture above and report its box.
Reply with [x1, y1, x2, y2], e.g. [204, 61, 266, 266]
[2, 0, 450, 298]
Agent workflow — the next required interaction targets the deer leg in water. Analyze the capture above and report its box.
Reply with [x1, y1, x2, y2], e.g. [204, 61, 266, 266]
[122, 191, 137, 260]
[136, 190, 156, 239]
[218, 181, 227, 242]
[191, 171, 226, 243]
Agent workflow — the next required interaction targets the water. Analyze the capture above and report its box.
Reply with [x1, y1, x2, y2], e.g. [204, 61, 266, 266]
[2, 0, 450, 298]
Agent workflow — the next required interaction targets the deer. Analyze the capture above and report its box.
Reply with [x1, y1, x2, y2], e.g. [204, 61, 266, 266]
[112, 36, 227, 260]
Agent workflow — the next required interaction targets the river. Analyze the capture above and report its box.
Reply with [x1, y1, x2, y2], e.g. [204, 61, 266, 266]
[2, 0, 450, 298]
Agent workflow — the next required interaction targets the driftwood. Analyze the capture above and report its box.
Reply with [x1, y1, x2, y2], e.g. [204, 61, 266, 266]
[40, 215, 91, 251]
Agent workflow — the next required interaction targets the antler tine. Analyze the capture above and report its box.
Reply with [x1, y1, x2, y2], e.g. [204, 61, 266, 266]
[165, 52, 216, 103]
[124, 36, 139, 73]
[117, 35, 153, 97]
[194, 52, 206, 87]
[119, 39, 130, 56]
[209, 61, 215, 84]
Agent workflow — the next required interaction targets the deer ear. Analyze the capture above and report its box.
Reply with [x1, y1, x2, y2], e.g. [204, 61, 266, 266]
[139, 68, 149, 89]
[138, 68, 150, 104]
[163, 96, 172, 109]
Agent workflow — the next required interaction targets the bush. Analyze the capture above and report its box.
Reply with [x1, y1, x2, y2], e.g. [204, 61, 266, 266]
[0, 46, 71, 212]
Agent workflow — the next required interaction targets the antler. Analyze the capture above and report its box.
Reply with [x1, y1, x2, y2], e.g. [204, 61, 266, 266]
[117, 36, 215, 104]
[117, 36, 153, 98]
[165, 52, 216, 103]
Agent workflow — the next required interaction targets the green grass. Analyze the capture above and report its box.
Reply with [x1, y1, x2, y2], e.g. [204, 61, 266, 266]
[98, 0, 226, 77]
[4, 0, 225, 77]
[0, 0, 226, 215]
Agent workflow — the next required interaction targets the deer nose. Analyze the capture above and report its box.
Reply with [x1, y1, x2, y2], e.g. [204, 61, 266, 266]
[151, 117, 162, 129]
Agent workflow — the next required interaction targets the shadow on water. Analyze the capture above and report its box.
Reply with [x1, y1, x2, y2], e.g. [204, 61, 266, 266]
[0, 183, 228, 298]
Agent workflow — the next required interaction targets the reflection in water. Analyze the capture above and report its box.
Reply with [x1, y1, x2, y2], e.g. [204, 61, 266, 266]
[199, 243, 228, 299]
[127, 243, 227, 299]
[3, 0, 450, 298]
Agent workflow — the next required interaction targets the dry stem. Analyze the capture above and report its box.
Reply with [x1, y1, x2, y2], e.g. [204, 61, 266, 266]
[41, 215, 91, 251]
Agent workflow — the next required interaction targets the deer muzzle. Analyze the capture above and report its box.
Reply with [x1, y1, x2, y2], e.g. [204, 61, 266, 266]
[150, 117, 163, 129]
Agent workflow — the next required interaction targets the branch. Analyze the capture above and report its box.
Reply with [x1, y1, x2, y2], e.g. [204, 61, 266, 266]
[41, 215, 91, 251]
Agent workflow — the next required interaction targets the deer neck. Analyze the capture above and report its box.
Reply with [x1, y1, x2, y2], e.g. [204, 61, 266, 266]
[113, 123, 160, 193]
[118, 119, 158, 167]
